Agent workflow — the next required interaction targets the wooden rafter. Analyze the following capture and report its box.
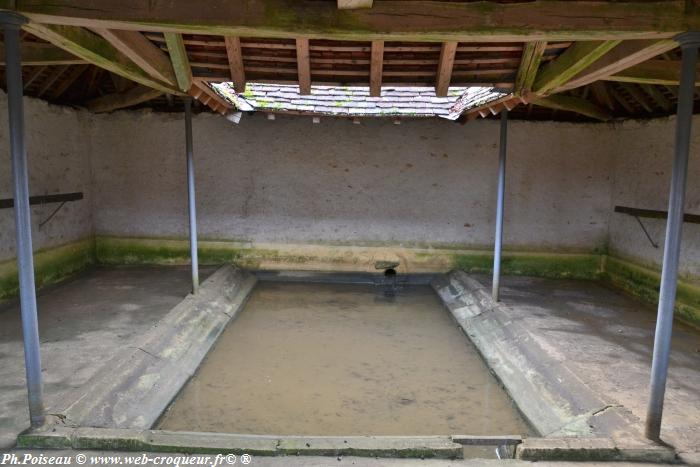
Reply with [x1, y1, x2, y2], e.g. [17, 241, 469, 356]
[533, 41, 621, 95]
[527, 94, 612, 121]
[91, 28, 177, 86]
[369, 40, 383, 97]
[590, 81, 615, 111]
[6, 1, 699, 41]
[641, 83, 672, 111]
[51, 63, 88, 98]
[189, 80, 232, 114]
[462, 95, 523, 121]
[337, 0, 373, 9]
[0, 41, 85, 65]
[23, 65, 47, 89]
[620, 83, 654, 112]
[605, 60, 700, 86]
[555, 39, 678, 92]
[296, 38, 311, 95]
[608, 85, 636, 113]
[514, 41, 546, 96]
[224, 36, 246, 92]
[36, 65, 69, 97]
[164, 32, 192, 92]
[24, 23, 179, 94]
[85, 85, 162, 112]
[435, 41, 457, 97]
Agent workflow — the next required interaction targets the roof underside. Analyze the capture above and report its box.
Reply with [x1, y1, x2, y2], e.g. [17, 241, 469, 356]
[0, 0, 698, 122]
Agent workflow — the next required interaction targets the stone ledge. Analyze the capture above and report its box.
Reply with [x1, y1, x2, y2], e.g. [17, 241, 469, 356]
[18, 427, 463, 459]
[516, 437, 677, 463]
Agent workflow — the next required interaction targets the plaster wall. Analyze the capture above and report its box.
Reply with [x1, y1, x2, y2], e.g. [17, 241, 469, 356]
[89, 111, 614, 253]
[0, 92, 93, 263]
[608, 117, 700, 279]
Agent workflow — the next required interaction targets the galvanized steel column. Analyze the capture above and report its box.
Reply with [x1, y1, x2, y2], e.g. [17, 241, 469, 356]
[185, 99, 199, 293]
[492, 109, 508, 301]
[645, 32, 700, 440]
[1, 11, 45, 427]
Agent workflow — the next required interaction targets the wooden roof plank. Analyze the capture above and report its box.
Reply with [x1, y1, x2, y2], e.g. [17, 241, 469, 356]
[435, 41, 457, 97]
[24, 23, 179, 94]
[224, 36, 246, 92]
[91, 28, 177, 86]
[164, 32, 193, 92]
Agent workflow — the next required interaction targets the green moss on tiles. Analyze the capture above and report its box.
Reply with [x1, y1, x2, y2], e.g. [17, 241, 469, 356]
[453, 252, 604, 280]
[0, 238, 95, 300]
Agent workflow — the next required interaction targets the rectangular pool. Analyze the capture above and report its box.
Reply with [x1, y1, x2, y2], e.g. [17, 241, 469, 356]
[158, 281, 530, 436]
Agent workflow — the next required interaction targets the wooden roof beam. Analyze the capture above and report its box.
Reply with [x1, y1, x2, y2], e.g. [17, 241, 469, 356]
[532, 41, 621, 95]
[91, 28, 177, 87]
[24, 23, 180, 94]
[337, 0, 373, 9]
[619, 83, 654, 112]
[369, 40, 383, 97]
[85, 85, 162, 112]
[0, 41, 85, 65]
[296, 38, 311, 95]
[164, 32, 192, 92]
[435, 41, 457, 97]
[528, 94, 612, 121]
[51, 63, 88, 98]
[514, 41, 546, 97]
[8, 1, 696, 42]
[36, 65, 69, 97]
[224, 36, 246, 92]
[604, 59, 700, 86]
[23, 65, 47, 89]
[555, 39, 678, 92]
[190, 80, 233, 114]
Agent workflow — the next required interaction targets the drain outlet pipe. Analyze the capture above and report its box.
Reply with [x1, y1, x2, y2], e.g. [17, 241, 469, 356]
[1, 11, 45, 427]
[185, 98, 199, 294]
[645, 32, 700, 440]
[492, 109, 508, 301]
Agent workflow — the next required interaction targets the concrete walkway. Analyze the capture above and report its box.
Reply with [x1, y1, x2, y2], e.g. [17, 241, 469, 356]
[466, 274, 700, 460]
[0, 266, 214, 449]
[0, 450, 677, 466]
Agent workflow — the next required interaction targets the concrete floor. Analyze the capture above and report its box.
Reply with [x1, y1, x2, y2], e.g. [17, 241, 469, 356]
[469, 274, 700, 459]
[1, 268, 699, 463]
[0, 266, 214, 449]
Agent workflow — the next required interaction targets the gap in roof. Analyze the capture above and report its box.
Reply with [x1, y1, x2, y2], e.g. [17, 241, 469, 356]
[211, 83, 508, 120]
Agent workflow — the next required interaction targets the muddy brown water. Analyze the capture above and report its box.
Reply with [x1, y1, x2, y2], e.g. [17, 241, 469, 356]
[158, 282, 530, 436]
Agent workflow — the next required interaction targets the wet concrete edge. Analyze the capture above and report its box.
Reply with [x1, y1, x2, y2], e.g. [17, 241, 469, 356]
[431, 271, 678, 463]
[54, 265, 257, 430]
